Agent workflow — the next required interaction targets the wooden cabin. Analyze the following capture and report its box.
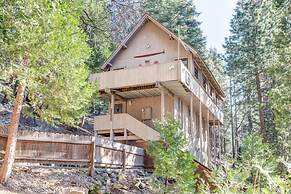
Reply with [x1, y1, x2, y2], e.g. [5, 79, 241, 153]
[90, 14, 224, 168]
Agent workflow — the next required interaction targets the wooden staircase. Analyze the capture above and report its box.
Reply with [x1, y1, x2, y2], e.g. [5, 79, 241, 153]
[94, 113, 160, 141]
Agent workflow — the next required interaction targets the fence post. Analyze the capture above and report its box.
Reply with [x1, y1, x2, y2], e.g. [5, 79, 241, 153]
[88, 130, 96, 176]
[122, 147, 126, 172]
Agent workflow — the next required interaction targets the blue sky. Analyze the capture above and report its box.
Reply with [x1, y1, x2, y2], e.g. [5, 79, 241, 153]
[195, 0, 237, 53]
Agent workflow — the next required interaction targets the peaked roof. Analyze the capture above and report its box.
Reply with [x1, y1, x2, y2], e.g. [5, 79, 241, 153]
[101, 14, 225, 98]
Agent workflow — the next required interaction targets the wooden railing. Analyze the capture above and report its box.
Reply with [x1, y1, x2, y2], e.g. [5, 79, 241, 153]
[179, 62, 224, 123]
[90, 61, 223, 123]
[90, 61, 179, 90]
[94, 113, 160, 141]
[0, 129, 145, 170]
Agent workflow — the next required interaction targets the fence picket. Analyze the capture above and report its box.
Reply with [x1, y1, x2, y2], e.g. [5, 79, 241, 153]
[0, 130, 144, 169]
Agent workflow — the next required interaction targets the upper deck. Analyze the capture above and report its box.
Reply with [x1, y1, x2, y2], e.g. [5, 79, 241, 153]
[90, 61, 223, 123]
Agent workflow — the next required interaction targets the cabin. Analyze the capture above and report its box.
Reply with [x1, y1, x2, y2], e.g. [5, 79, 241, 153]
[90, 14, 224, 168]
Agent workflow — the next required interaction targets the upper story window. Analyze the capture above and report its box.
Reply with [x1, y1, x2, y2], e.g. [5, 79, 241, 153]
[175, 58, 189, 69]
[181, 58, 188, 68]
[194, 65, 199, 79]
[210, 87, 213, 97]
[202, 75, 208, 90]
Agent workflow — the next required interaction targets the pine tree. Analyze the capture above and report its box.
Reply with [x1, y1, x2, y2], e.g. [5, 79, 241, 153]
[268, 0, 291, 160]
[81, 0, 115, 71]
[144, 0, 207, 58]
[206, 48, 225, 88]
[209, 133, 289, 194]
[149, 118, 198, 193]
[109, 0, 144, 43]
[0, 0, 95, 182]
[224, 0, 281, 143]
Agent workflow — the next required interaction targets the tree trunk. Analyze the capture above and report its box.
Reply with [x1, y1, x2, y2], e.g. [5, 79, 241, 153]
[255, 72, 267, 142]
[229, 78, 236, 158]
[233, 83, 239, 156]
[0, 82, 25, 183]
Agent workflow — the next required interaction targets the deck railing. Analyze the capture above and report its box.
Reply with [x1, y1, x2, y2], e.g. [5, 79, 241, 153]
[90, 61, 223, 123]
[94, 113, 160, 141]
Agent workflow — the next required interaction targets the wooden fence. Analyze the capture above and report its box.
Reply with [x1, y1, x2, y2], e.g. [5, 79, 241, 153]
[0, 129, 144, 172]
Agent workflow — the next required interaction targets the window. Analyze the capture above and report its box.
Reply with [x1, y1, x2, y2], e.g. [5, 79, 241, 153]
[202, 75, 208, 89]
[194, 65, 199, 79]
[141, 107, 152, 120]
[210, 87, 213, 97]
[175, 58, 188, 68]
[114, 104, 123, 114]
[181, 58, 188, 68]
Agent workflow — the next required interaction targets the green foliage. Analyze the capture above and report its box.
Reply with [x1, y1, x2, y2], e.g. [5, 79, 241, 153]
[205, 48, 225, 90]
[209, 133, 290, 194]
[223, 0, 288, 152]
[144, 0, 207, 58]
[81, 0, 115, 71]
[149, 118, 197, 194]
[88, 183, 102, 194]
[267, 0, 291, 160]
[0, 0, 96, 126]
[109, 0, 144, 43]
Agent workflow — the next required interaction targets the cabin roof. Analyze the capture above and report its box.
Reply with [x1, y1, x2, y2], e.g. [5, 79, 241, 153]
[101, 14, 225, 98]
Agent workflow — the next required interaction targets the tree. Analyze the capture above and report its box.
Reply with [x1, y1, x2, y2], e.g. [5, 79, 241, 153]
[81, 0, 115, 71]
[209, 133, 289, 194]
[224, 0, 281, 143]
[149, 118, 198, 193]
[0, 0, 95, 182]
[109, 0, 144, 43]
[205, 48, 225, 87]
[144, 0, 207, 58]
[268, 0, 291, 161]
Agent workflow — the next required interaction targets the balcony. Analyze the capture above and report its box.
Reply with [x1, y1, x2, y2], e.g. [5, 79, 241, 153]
[179, 64, 224, 123]
[90, 61, 180, 91]
[90, 61, 223, 123]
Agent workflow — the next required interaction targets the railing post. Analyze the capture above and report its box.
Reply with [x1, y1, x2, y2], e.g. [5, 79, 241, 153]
[206, 110, 210, 166]
[122, 148, 126, 172]
[199, 88, 203, 156]
[110, 92, 115, 142]
[124, 128, 127, 144]
[190, 94, 194, 141]
[88, 130, 96, 176]
[160, 87, 165, 122]
[218, 123, 221, 159]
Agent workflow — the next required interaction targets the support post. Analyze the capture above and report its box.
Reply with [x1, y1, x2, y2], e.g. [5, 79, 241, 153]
[190, 94, 194, 141]
[206, 110, 210, 166]
[161, 87, 165, 122]
[122, 148, 126, 172]
[173, 95, 179, 120]
[218, 123, 221, 159]
[110, 92, 115, 142]
[124, 128, 127, 144]
[199, 89, 203, 154]
[89, 130, 96, 176]
[213, 118, 217, 164]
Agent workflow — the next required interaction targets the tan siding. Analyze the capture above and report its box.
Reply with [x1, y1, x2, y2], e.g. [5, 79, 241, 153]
[112, 21, 190, 70]
[127, 96, 161, 121]
[126, 95, 174, 122]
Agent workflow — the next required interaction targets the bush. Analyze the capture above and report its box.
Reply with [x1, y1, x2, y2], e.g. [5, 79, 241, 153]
[148, 118, 198, 193]
[209, 133, 290, 194]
